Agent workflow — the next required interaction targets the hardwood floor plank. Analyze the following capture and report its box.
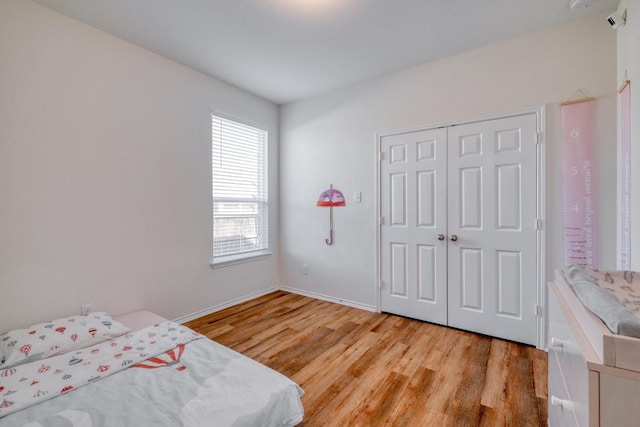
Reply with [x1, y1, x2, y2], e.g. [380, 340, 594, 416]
[392, 325, 437, 377]
[301, 371, 357, 425]
[243, 326, 318, 362]
[530, 347, 548, 400]
[294, 331, 375, 388]
[388, 366, 437, 426]
[453, 363, 488, 425]
[343, 370, 409, 426]
[186, 291, 288, 326]
[481, 339, 511, 409]
[189, 291, 548, 426]
[338, 312, 389, 347]
[276, 321, 360, 377]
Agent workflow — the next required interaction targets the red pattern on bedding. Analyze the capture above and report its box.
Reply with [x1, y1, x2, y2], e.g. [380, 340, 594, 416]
[133, 343, 187, 371]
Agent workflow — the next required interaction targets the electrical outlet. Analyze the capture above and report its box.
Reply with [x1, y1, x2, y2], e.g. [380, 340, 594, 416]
[81, 303, 94, 315]
[303, 264, 308, 275]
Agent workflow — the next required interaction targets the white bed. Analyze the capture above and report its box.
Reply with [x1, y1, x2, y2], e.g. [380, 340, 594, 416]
[0, 311, 304, 426]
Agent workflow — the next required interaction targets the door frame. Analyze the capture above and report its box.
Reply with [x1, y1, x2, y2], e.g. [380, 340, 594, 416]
[375, 106, 547, 349]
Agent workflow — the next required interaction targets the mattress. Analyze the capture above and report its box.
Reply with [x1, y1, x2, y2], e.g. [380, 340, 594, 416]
[0, 311, 304, 426]
[114, 310, 169, 331]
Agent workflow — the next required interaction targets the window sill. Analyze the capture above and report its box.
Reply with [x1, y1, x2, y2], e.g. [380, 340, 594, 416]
[209, 250, 272, 269]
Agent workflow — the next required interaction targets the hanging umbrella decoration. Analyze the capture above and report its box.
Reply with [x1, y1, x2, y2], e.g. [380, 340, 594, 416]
[317, 184, 346, 245]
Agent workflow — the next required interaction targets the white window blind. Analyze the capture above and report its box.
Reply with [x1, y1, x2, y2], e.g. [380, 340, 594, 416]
[211, 114, 269, 262]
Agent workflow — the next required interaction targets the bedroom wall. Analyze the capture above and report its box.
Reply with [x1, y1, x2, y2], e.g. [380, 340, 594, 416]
[616, 0, 640, 270]
[0, 0, 280, 331]
[279, 13, 617, 310]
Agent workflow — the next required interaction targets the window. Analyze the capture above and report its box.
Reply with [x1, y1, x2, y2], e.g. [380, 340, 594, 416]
[211, 114, 269, 265]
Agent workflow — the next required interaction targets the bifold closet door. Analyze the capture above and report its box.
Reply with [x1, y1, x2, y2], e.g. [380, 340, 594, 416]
[446, 114, 538, 346]
[380, 113, 539, 346]
[379, 128, 448, 325]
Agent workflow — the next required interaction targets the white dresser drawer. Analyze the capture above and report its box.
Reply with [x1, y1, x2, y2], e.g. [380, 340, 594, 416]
[548, 284, 590, 427]
[548, 350, 578, 427]
[548, 339, 589, 425]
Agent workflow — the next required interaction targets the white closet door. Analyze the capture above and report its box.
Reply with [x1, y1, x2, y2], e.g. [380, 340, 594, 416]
[446, 113, 538, 345]
[380, 128, 448, 325]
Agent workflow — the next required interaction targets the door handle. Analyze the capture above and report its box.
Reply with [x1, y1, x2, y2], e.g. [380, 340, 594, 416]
[437, 234, 445, 241]
[450, 235, 458, 241]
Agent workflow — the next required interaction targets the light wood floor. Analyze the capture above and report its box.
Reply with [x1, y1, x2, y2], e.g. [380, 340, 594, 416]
[185, 291, 548, 427]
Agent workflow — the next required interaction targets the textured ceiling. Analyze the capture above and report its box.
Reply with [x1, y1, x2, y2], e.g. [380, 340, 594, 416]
[33, 0, 619, 104]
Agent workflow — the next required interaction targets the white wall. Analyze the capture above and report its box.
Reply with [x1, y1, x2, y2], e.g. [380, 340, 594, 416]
[280, 13, 618, 309]
[0, 0, 280, 331]
[617, 0, 640, 270]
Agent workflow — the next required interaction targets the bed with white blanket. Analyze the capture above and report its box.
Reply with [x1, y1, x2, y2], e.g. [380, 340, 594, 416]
[0, 311, 304, 426]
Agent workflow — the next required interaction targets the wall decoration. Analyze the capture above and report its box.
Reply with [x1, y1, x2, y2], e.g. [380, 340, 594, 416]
[317, 184, 345, 245]
[619, 79, 631, 269]
[562, 95, 598, 267]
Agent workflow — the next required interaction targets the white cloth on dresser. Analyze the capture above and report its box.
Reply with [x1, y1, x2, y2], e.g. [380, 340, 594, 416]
[564, 264, 640, 338]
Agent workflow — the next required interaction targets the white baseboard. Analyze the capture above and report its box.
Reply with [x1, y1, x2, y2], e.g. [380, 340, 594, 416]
[279, 286, 377, 313]
[174, 285, 377, 324]
[173, 286, 279, 324]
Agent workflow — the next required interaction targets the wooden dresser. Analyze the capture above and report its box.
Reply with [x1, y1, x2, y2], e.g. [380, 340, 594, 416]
[548, 275, 640, 426]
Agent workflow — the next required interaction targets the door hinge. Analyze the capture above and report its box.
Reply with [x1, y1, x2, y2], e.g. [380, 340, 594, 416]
[379, 216, 385, 225]
[535, 218, 543, 230]
[379, 280, 383, 290]
[535, 304, 543, 317]
[379, 151, 385, 161]
[536, 132, 544, 144]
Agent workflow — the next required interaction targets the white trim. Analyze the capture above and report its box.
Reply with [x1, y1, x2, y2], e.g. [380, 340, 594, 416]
[210, 250, 272, 268]
[279, 286, 377, 313]
[376, 105, 547, 349]
[173, 286, 279, 324]
[536, 105, 547, 350]
[375, 132, 382, 313]
[378, 106, 547, 139]
[210, 109, 268, 133]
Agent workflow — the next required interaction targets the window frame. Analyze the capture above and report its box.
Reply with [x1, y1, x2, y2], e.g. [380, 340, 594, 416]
[209, 113, 271, 268]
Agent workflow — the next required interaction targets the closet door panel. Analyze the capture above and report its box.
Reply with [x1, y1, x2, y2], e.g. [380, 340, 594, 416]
[379, 113, 539, 346]
[380, 129, 448, 325]
[447, 114, 538, 345]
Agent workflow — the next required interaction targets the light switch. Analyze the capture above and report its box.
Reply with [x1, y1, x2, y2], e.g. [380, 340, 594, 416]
[354, 191, 362, 203]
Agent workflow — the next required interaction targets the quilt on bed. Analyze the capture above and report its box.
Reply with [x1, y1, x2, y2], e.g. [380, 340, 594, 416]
[0, 322, 304, 426]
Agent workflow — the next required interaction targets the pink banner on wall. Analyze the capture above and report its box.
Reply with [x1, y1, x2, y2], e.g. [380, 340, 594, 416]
[620, 81, 631, 269]
[562, 98, 598, 267]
